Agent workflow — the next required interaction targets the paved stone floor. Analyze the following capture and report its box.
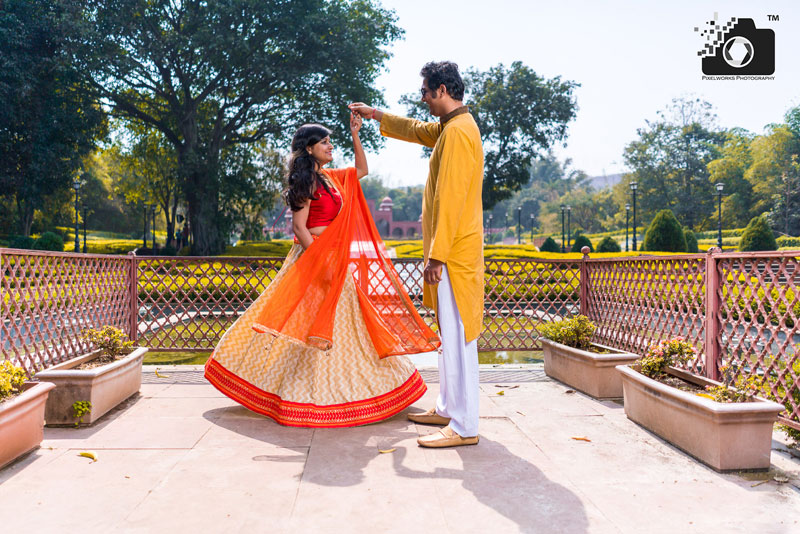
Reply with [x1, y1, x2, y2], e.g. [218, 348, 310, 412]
[1, 364, 799, 534]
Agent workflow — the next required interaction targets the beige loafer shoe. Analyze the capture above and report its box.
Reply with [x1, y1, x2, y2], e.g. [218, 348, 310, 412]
[417, 426, 479, 448]
[408, 407, 451, 426]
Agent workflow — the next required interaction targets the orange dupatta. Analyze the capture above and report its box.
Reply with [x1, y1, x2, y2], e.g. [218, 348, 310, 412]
[252, 167, 440, 357]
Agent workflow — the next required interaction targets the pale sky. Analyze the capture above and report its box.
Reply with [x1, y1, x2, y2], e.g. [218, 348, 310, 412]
[356, 0, 800, 188]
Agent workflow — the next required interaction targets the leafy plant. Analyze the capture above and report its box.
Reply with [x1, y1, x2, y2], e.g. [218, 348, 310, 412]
[537, 315, 596, 350]
[636, 337, 696, 379]
[82, 325, 133, 363]
[760, 353, 800, 444]
[570, 232, 593, 253]
[739, 215, 777, 251]
[0, 361, 27, 401]
[684, 229, 699, 253]
[596, 236, 621, 253]
[539, 236, 560, 252]
[72, 400, 92, 427]
[704, 365, 767, 403]
[32, 231, 64, 252]
[643, 209, 687, 252]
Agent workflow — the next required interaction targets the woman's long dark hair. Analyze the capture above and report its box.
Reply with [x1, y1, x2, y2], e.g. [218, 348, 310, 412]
[284, 124, 334, 211]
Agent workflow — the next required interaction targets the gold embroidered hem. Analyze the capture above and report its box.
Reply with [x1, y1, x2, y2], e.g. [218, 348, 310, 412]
[204, 244, 428, 427]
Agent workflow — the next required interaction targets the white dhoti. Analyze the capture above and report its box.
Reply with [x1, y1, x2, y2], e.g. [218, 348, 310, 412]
[435, 266, 480, 437]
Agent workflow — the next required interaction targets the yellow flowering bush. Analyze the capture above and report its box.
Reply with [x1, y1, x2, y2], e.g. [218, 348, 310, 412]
[82, 325, 134, 363]
[0, 361, 27, 401]
[537, 315, 596, 350]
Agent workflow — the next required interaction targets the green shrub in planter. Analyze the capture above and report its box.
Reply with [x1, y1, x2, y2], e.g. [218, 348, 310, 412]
[537, 315, 595, 351]
[739, 215, 777, 251]
[636, 337, 696, 379]
[32, 231, 64, 252]
[596, 236, 621, 252]
[570, 232, 593, 252]
[539, 236, 560, 252]
[643, 210, 687, 252]
[684, 229, 699, 253]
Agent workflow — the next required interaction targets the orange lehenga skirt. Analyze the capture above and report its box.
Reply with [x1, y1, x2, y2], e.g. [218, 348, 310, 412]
[204, 244, 428, 428]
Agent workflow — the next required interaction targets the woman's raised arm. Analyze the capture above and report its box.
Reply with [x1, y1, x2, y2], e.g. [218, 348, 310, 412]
[350, 112, 368, 179]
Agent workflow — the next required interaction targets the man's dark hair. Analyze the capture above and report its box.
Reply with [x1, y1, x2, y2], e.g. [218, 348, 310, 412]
[420, 61, 465, 101]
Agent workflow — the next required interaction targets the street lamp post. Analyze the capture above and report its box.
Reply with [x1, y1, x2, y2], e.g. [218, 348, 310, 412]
[530, 214, 534, 244]
[715, 182, 724, 249]
[488, 214, 493, 244]
[517, 206, 521, 245]
[560, 205, 566, 252]
[150, 205, 157, 251]
[143, 205, 149, 249]
[625, 203, 631, 252]
[630, 181, 638, 251]
[82, 206, 88, 253]
[566, 205, 572, 251]
[72, 179, 81, 253]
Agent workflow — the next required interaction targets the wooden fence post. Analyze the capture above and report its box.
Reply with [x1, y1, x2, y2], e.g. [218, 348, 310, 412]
[127, 251, 139, 343]
[579, 246, 590, 316]
[704, 247, 721, 380]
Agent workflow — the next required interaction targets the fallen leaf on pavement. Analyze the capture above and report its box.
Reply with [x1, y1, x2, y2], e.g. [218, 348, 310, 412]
[571, 436, 591, 442]
[496, 390, 505, 395]
[378, 448, 397, 454]
[565, 389, 575, 394]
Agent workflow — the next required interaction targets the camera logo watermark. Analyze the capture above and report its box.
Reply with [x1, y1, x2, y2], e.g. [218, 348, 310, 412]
[695, 13, 775, 80]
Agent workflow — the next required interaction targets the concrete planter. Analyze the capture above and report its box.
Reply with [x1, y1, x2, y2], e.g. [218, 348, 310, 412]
[541, 338, 639, 399]
[37, 347, 148, 426]
[616, 364, 784, 472]
[0, 381, 56, 469]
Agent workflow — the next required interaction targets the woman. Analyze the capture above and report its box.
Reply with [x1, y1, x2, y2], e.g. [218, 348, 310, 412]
[205, 113, 439, 428]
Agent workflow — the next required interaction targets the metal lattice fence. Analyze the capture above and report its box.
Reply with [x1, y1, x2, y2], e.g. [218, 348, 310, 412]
[2, 246, 799, 430]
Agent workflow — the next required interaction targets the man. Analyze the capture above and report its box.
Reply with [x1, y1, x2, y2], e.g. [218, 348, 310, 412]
[349, 61, 484, 448]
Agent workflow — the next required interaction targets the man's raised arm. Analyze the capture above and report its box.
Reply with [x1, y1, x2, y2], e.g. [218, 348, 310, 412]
[349, 103, 442, 148]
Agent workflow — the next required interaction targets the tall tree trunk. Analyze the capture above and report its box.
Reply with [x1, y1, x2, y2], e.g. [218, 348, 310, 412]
[18, 197, 34, 236]
[179, 142, 225, 256]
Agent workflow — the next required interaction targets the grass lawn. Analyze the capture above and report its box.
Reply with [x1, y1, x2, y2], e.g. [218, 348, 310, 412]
[143, 351, 212, 365]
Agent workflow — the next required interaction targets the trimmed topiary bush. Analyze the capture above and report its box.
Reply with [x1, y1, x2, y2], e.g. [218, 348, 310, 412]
[9, 235, 35, 250]
[684, 229, 699, 253]
[570, 232, 593, 253]
[643, 209, 687, 252]
[539, 236, 560, 252]
[32, 231, 64, 252]
[739, 215, 777, 251]
[596, 236, 621, 253]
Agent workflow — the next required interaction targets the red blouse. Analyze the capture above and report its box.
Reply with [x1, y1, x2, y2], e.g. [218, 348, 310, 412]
[306, 180, 342, 228]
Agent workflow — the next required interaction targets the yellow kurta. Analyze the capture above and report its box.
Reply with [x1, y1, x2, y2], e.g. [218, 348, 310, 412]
[380, 110, 484, 342]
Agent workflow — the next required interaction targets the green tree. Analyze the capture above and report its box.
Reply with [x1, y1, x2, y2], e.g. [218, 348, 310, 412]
[643, 209, 687, 252]
[113, 127, 183, 246]
[80, 0, 402, 255]
[539, 236, 560, 252]
[706, 128, 758, 229]
[402, 62, 579, 209]
[596, 236, 621, 253]
[739, 215, 777, 251]
[747, 123, 800, 237]
[0, 0, 107, 236]
[623, 97, 724, 230]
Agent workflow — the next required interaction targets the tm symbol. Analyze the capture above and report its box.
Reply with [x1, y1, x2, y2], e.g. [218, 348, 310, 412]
[768, 14, 779, 22]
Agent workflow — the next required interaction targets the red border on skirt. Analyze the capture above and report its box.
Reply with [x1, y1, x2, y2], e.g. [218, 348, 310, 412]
[204, 358, 427, 428]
